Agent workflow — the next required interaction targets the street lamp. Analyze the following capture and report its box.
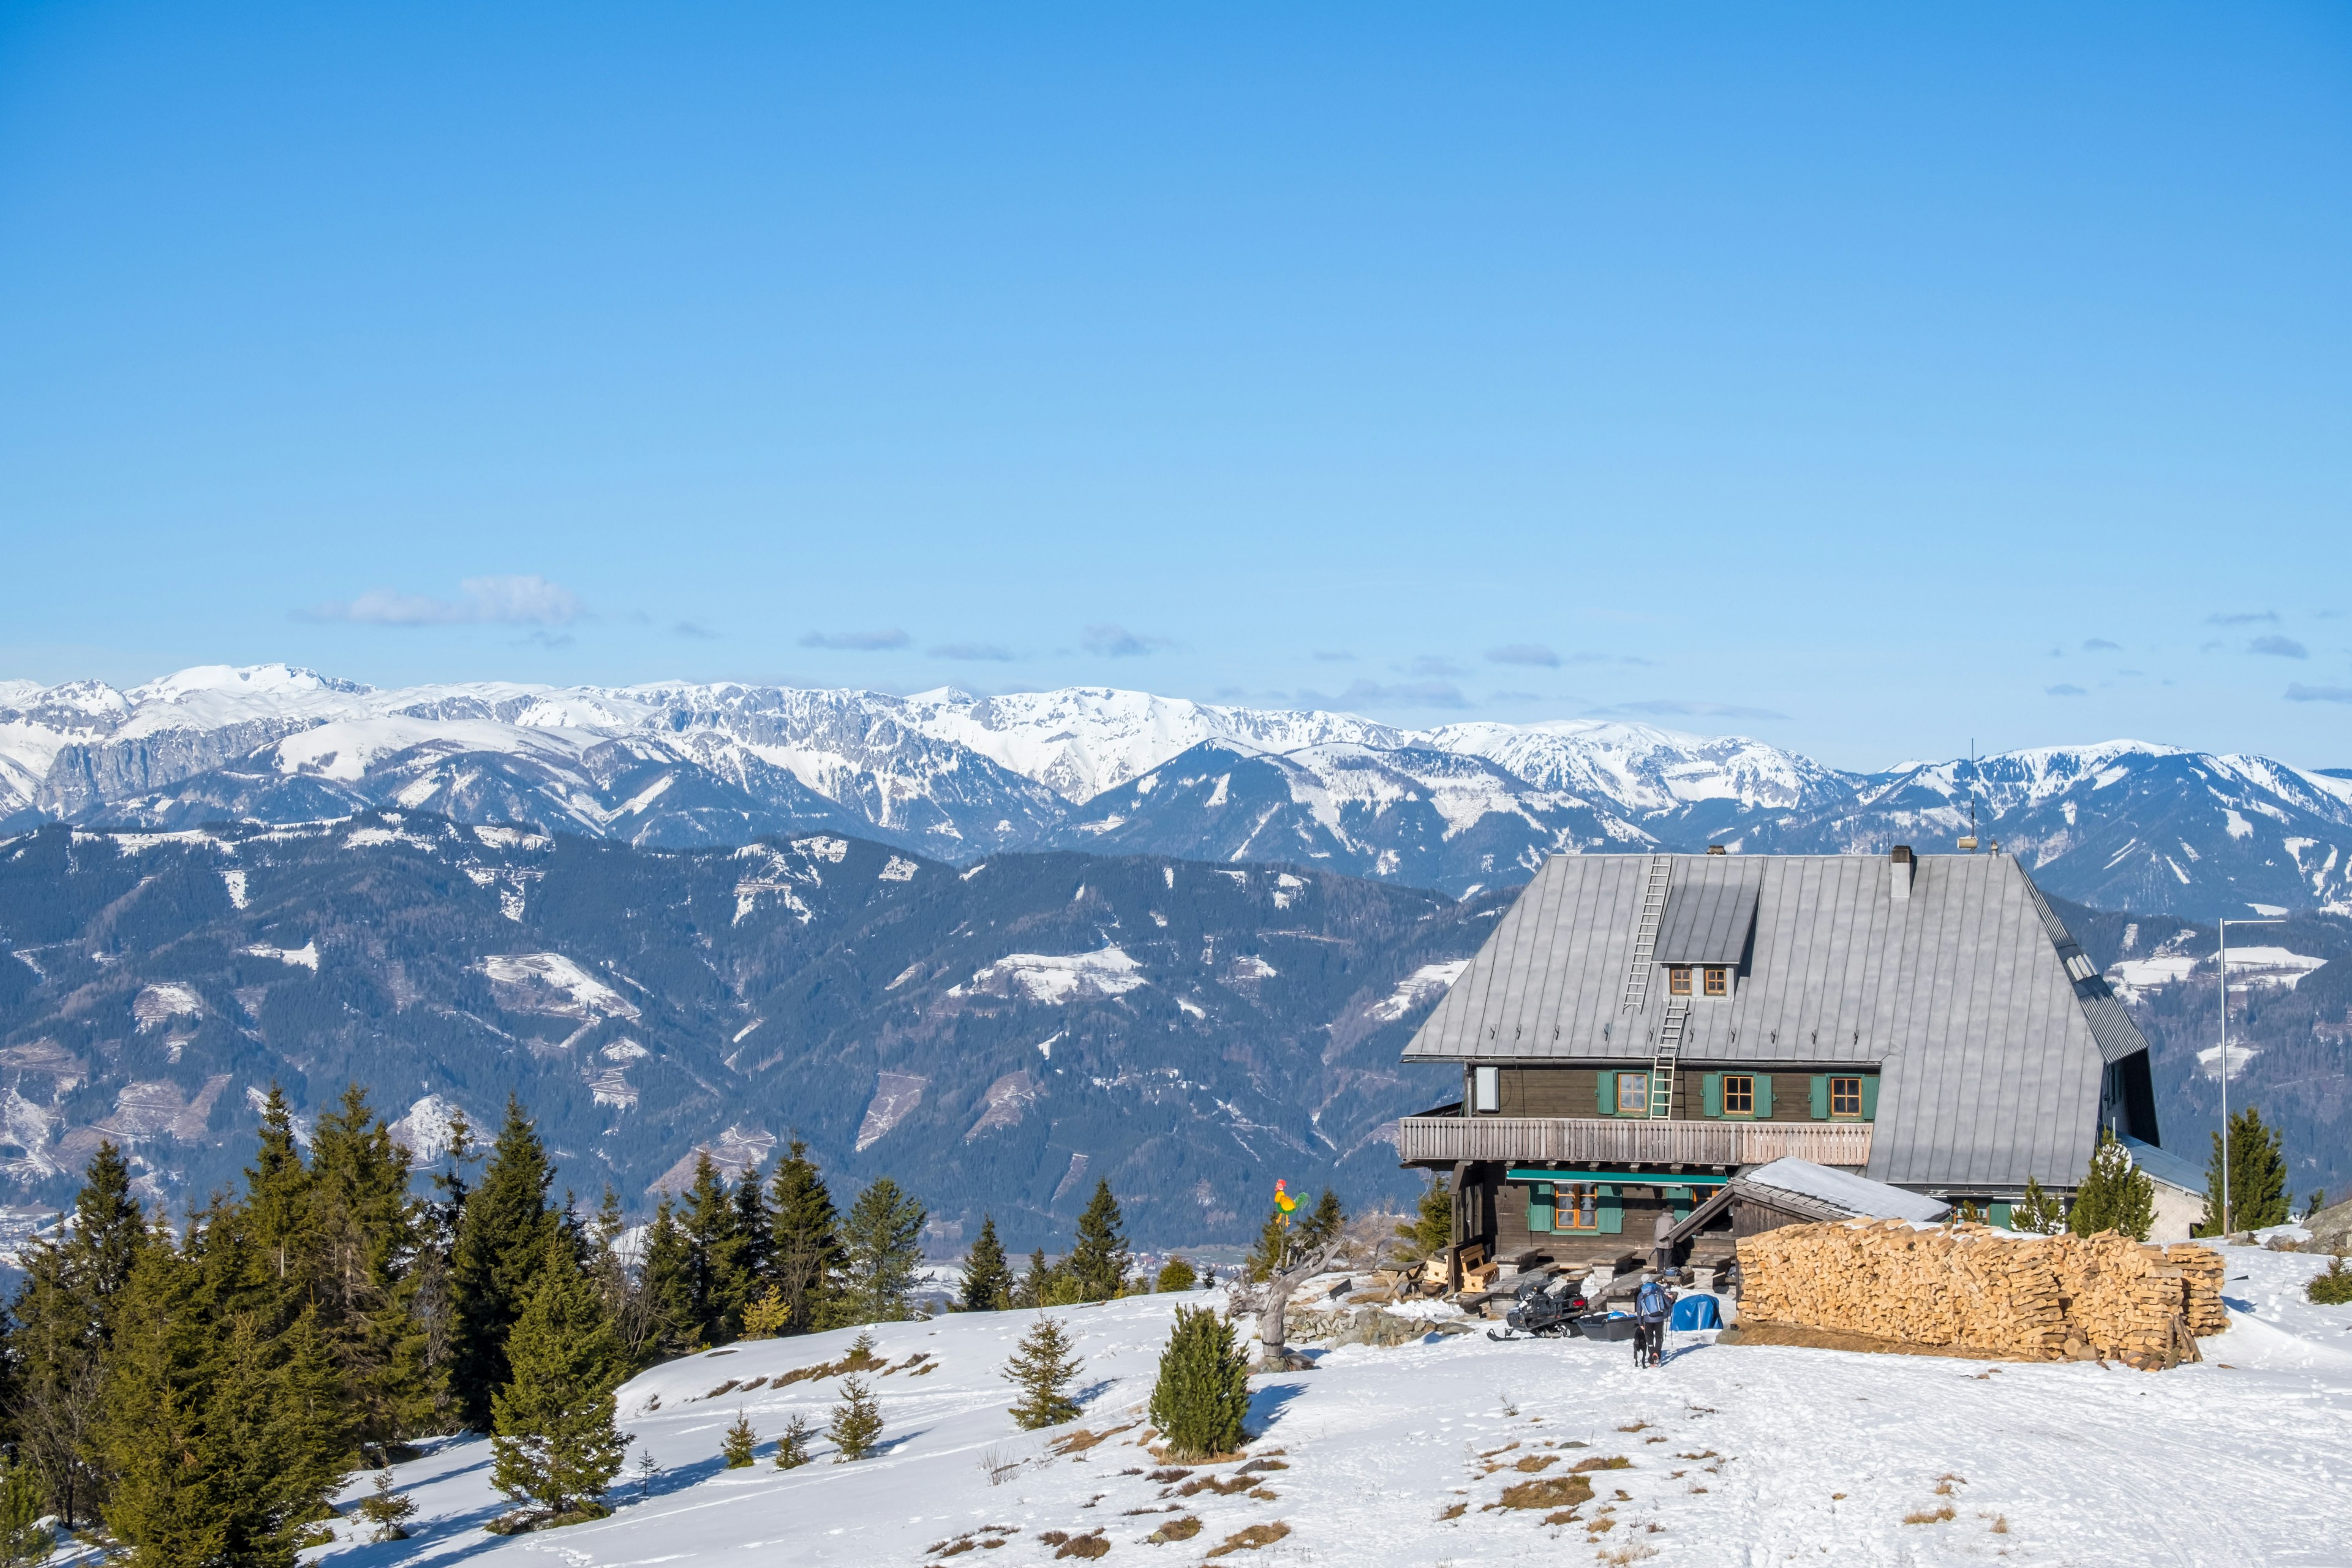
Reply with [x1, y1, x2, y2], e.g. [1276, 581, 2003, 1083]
[2215, 916, 2282, 1236]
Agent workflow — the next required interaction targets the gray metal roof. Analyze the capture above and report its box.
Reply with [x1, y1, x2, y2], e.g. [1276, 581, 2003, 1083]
[1654, 872, 1760, 965]
[1401, 852, 2154, 1189]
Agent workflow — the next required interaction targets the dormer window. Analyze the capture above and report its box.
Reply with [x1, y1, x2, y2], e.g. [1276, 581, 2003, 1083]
[1668, 966, 1693, 997]
[1703, 966, 1728, 997]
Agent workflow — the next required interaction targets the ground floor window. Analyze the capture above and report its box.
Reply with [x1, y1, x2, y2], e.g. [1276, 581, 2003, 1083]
[1534, 1182, 1600, 1232]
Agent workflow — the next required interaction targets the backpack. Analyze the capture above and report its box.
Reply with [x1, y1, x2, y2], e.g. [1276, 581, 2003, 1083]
[1636, 1281, 1669, 1321]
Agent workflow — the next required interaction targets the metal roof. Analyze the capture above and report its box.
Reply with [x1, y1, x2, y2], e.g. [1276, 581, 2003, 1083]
[1654, 872, 1760, 965]
[1400, 851, 2155, 1189]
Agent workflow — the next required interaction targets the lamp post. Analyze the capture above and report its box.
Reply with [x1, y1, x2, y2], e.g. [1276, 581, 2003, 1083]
[2215, 916, 2282, 1235]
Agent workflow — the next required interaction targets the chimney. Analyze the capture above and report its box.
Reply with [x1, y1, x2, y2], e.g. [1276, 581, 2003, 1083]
[1891, 845, 1913, 901]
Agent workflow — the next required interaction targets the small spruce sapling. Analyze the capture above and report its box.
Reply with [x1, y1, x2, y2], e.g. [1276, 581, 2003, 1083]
[962, 1215, 1015, 1311]
[722, 1410, 759, 1468]
[1003, 1314, 1085, 1430]
[847, 1328, 880, 1368]
[1147, 1305, 1250, 1461]
[2011, 1176, 2065, 1234]
[2068, 1128, 2155, 1241]
[1396, 1175, 1453, 1263]
[355, 1471, 418, 1543]
[829, 1376, 885, 1461]
[1155, 1255, 1200, 1293]
[0, 1460, 55, 1565]
[741, 1286, 791, 1340]
[632, 1451, 662, 1501]
[774, 1412, 814, 1469]
[2307, 1256, 2352, 1306]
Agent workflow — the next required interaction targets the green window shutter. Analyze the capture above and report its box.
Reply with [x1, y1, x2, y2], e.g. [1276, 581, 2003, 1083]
[1989, 1201, 2013, 1231]
[1754, 1074, 1774, 1118]
[1861, 1076, 1880, 1121]
[1809, 1075, 1830, 1119]
[1529, 1184, 1554, 1233]
[1597, 1185, 1624, 1234]
[1596, 1069, 1616, 1117]
[1702, 1072, 1723, 1118]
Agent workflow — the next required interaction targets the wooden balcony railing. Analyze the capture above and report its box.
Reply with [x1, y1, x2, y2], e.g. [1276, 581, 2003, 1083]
[1395, 1115, 1872, 1169]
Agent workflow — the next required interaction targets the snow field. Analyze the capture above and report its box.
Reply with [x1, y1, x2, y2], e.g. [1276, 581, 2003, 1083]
[315, 1245, 2351, 1567]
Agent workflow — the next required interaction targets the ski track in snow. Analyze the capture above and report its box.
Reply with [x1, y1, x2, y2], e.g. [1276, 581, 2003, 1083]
[313, 1244, 2348, 1567]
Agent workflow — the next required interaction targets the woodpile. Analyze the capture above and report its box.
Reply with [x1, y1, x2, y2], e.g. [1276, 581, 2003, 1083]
[1735, 1221, 2228, 1371]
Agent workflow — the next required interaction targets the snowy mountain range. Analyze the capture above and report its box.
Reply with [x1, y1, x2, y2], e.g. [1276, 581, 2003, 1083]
[5, 663, 2350, 914]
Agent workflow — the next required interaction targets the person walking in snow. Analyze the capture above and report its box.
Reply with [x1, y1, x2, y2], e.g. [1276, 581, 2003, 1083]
[1633, 1273, 1675, 1368]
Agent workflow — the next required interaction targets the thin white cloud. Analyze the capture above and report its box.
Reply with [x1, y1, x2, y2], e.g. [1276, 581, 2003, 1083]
[2080, 638, 2121, 652]
[801, 628, 912, 650]
[1487, 644, 1561, 668]
[1082, 624, 1172, 657]
[306, 575, 582, 627]
[2247, 635, 2308, 659]
[1587, 699, 1790, 721]
[2046, 684, 2088, 697]
[2285, 683, 2352, 704]
[2207, 610, 2278, 625]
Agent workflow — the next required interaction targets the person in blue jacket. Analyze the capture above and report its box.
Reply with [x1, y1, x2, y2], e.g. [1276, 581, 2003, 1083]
[1632, 1273, 1675, 1368]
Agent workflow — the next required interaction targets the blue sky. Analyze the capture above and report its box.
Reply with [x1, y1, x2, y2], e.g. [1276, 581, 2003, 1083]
[2, 3, 2347, 771]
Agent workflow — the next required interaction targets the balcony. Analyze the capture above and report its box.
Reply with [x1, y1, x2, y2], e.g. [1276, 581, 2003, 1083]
[1395, 1115, 1873, 1169]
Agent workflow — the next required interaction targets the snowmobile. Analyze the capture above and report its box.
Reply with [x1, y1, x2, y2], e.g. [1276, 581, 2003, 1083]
[1485, 1272, 1588, 1340]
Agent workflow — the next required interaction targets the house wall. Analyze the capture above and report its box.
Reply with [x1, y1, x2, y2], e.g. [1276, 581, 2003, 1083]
[1468, 1170, 1738, 1272]
[1493, 1064, 1877, 1124]
[2147, 1180, 2203, 1243]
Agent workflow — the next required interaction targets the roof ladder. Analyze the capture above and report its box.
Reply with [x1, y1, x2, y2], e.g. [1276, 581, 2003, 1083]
[1648, 997, 1689, 1118]
[1619, 853, 1673, 1012]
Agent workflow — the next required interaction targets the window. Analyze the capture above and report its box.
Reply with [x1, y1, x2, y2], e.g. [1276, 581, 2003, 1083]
[1667, 966, 1692, 996]
[1703, 966, 1728, 997]
[1473, 1065, 1500, 1114]
[1722, 1074, 1755, 1115]
[1830, 1076, 1863, 1117]
[1542, 1183, 1600, 1231]
[1616, 1072, 1649, 1114]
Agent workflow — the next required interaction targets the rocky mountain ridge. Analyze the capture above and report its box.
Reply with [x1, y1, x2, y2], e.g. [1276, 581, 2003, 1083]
[5, 664, 2349, 914]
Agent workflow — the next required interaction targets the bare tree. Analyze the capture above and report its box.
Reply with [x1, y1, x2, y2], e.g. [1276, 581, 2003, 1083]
[1229, 1221, 1391, 1363]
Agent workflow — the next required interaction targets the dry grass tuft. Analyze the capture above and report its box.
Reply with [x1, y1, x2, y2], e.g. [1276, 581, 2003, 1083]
[1570, 1455, 1633, 1474]
[1479, 1442, 1521, 1459]
[1513, 1455, 1558, 1473]
[1902, 1506, 1956, 1525]
[1616, 1422, 1651, 1433]
[1050, 1424, 1137, 1457]
[1204, 1523, 1291, 1558]
[1147, 1468, 1191, 1483]
[1054, 1531, 1110, 1559]
[1438, 1503, 1466, 1521]
[1543, 1509, 1580, 1525]
[1246, 1487, 1278, 1501]
[1147, 1517, 1202, 1544]
[1597, 1544, 1658, 1565]
[1498, 1474, 1596, 1512]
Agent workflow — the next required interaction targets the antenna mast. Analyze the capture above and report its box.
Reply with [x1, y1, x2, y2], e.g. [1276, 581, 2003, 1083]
[1958, 739, 1980, 851]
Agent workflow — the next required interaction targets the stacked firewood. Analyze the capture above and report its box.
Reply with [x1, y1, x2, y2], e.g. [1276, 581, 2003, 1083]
[1736, 1222, 2230, 1371]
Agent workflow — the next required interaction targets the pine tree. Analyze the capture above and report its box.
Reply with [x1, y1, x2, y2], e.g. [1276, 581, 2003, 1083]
[1245, 1208, 1290, 1283]
[243, 1085, 314, 1288]
[1155, 1256, 1199, 1293]
[773, 1412, 813, 1469]
[827, 1376, 884, 1461]
[1001, 1315, 1084, 1430]
[1395, 1175, 1453, 1263]
[718, 1167, 774, 1337]
[767, 1140, 844, 1334]
[92, 1229, 229, 1566]
[354, 1471, 418, 1542]
[680, 1152, 736, 1347]
[2068, 1129, 2157, 1241]
[637, 1197, 698, 1361]
[2011, 1176, 2065, 1234]
[9, 1140, 148, 1526]
[490, 1231, 631, 1523]
[722, 1410, 758, 1468]
[304, 1085, 432, 1449]
[1147, 1305, 1250, 1461]
[2202, 1106, 2290, 1234]
[1295, 1188, 1345, 1252]
[1015, 1248, 1053, 1308]
[961, 1215, 1014, 1312]
[1065, 1181, 1133, 1302]
[741, 1286, 791, 1340]
[0, 1456, 53, 1567]
[839, 1177, 927, 1324]
[451, 1097, 559, 1430]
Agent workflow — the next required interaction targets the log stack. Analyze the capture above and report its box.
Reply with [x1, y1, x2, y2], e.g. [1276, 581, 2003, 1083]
[1735, 1222, 2231, 1371]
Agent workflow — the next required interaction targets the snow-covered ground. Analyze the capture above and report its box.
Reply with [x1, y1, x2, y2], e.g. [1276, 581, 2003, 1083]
[304, 1243, 2350, 1567]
